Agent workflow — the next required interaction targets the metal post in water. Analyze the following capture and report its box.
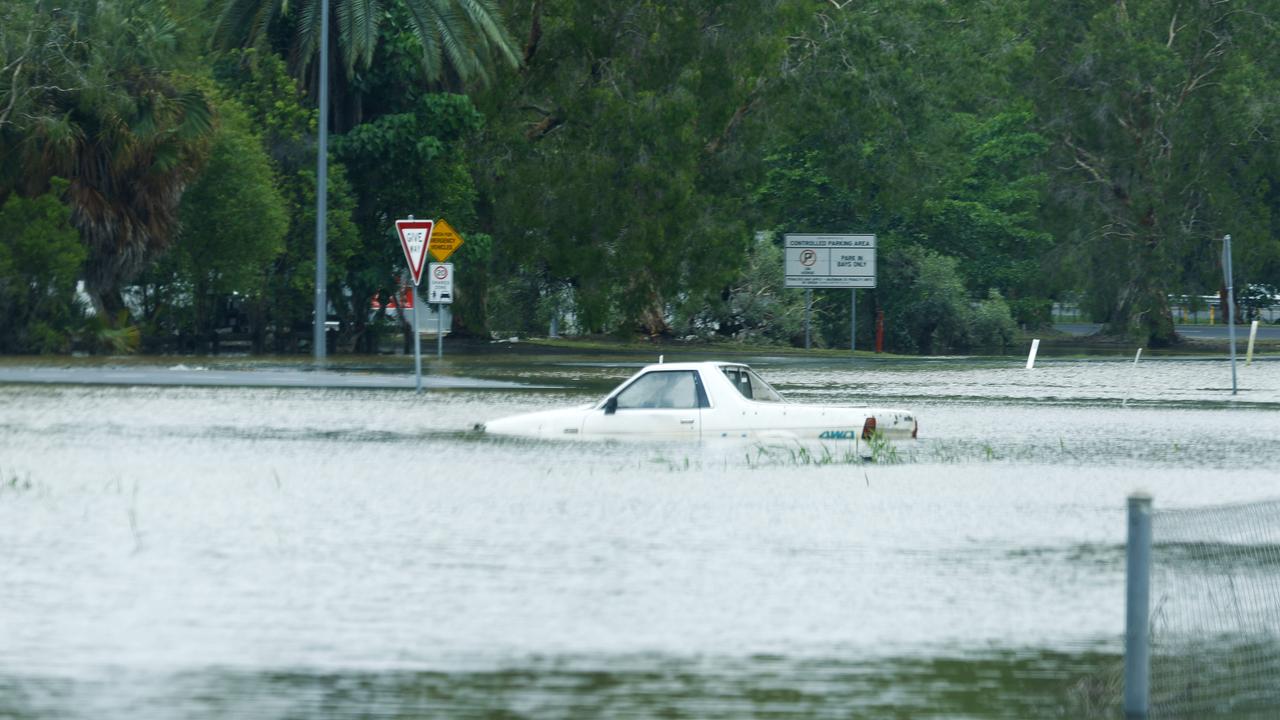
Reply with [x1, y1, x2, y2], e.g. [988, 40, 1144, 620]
[1223, 235, 1238, 395]
[1247, 319, 1259, 365]
[851, 289, 857, 354]
[1025, 338, 1040, 369]
[805, 289, 812, 350]
[1125, 492, 1153, 720]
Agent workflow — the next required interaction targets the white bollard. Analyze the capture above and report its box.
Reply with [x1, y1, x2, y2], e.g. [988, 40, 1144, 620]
[1025, 338, 1040, 369]
[1246, 319, 1259, 365]
[1123, 348, 1143, 408]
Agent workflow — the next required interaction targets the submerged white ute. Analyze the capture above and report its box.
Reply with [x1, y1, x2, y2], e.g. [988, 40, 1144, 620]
[479, 361, 917, 450]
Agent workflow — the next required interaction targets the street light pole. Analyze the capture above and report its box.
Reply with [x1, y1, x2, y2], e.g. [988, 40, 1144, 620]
[312, 0, 330, 364]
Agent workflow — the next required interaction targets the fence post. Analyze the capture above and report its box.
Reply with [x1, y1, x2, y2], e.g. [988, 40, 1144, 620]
[1125, 492, 1153, 719]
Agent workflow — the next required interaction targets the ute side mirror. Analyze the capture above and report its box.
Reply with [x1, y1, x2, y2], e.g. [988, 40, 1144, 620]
[604, 396, 618, 415]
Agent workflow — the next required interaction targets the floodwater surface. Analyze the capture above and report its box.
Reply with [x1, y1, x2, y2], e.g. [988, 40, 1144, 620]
[1, 351, 1278, 718]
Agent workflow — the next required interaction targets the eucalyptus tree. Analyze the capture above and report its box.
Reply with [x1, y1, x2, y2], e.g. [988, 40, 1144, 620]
[474, 0, 799, 335]
[749, 1, 1049, 345]
[1025, 0, 1280, 344]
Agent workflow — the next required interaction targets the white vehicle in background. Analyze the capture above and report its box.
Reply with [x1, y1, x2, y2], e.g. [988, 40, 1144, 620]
[479, 361, 917, 450]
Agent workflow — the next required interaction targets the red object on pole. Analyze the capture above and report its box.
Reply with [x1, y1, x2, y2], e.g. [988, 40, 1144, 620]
[875, 310, 885, 353]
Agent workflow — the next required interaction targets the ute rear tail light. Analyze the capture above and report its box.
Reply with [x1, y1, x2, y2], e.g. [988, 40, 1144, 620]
[861, 417, 877, 440]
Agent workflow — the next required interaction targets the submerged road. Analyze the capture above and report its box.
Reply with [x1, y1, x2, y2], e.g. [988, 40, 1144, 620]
[0, 366, 543, 390]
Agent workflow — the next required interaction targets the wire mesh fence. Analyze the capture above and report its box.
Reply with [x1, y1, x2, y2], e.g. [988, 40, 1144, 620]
[1147, 499, 1280, 718]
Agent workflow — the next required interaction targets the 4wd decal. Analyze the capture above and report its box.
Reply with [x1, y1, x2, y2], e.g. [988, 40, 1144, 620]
[818, 430, 859, 440]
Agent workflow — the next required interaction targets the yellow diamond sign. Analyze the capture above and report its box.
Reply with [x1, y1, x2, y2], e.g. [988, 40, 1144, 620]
[428, 218, 465, 261]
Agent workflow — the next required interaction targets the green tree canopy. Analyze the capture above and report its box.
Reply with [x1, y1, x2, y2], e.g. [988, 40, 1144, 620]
[476, 0, 798, 334]
[156, 96, 289, 345]
[1025, 0, 1280, 344]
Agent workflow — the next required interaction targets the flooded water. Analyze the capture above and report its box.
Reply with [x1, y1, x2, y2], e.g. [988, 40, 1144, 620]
[1, 350, 1278, 718]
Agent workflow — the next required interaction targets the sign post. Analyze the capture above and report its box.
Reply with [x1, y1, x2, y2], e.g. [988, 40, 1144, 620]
[785, 234, 877, 353]
[851, 290, 857, 353]
[396, 217, 434, 391]
[1223, 234, 1237, 395]
[428, 262, 454, 359]
[805, 289, 812, 350]
[426, 219, 464, 360]
[409, 276, 421, 390]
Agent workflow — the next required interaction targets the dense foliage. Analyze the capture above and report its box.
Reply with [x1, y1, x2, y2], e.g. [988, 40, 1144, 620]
[0, 0, 1277, 354]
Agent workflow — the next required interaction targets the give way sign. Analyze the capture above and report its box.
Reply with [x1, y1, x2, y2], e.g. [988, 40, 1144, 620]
[395, 218, 435, 285]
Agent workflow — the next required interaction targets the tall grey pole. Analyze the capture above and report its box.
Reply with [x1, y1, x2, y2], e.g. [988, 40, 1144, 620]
[412, 280, 422, 392]
[1223, 234, 1238, 395]
[1124, 492, 1153, 720]
[312, 0, 330, 364]
[851, 289, 856, 354]
[805, 289, 812, 350]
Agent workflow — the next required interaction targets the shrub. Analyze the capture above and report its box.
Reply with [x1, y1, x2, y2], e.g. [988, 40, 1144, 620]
[972, 290, 1019, 349]
[0, 181, 86, 353]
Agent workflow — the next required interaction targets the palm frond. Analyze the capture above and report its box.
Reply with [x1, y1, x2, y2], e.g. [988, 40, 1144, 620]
[175, 89, 214, 142]
[430, 1, 483, 82]
[400, 0, 444, 81]
[344, 0, 381, 76]
[455, 0, 519, 68]
[213, 0, 282, 50]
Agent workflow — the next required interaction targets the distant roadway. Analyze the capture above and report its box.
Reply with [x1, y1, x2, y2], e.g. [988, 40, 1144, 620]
[1054, 322, 1280, 340]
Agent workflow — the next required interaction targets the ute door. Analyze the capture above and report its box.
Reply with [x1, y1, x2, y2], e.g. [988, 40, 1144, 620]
[581, 370, 705, 439]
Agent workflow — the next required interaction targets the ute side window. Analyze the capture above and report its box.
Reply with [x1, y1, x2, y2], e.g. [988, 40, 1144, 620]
[614, 371, 701, 409]
[722, 366, 783, 402]
[722, 367, 753, 399]
[746, 370, 783, 402]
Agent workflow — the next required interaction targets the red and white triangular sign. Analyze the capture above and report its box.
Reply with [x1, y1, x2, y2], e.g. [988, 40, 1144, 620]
[395, 218, 435, 285]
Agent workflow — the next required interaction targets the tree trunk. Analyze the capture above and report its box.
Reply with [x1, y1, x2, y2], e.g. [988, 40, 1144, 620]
[1103, 269, 1177, 346]
[91, 288, 127, 325]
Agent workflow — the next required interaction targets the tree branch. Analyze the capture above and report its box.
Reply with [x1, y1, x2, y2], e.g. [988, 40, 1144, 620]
[522, 0, 544, 66]
[704, 73, 770, 156]
[1062, 135, 1111, 187]
[525, 113, 563, 141]
[0, 58, 23, 128]
[1166, 12, 1180, 48]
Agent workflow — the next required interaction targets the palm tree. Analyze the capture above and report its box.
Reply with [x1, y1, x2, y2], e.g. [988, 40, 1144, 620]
[213, 0, 519, 128]
[4, 0, 214, 317]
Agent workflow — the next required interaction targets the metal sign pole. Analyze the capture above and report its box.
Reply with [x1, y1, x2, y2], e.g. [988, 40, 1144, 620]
[437, 304, 444, 359]
[1224, 234, 1237, 395]
[805, 289, 812, 350]
[851, 289, 856, 354]
[412, 280, 422, 392]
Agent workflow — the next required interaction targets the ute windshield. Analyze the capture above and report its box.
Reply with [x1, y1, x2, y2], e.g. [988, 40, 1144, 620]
[720, 366, 784, 402]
